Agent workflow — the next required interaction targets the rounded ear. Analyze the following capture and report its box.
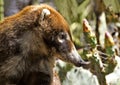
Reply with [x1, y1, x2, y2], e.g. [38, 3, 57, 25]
[40, 8, 51, 20]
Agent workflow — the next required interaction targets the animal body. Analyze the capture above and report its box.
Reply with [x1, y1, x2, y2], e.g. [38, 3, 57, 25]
[0, 4, 88, 85]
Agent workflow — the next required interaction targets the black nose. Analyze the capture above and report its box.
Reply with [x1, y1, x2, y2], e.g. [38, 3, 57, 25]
[74, 59, 90, 69]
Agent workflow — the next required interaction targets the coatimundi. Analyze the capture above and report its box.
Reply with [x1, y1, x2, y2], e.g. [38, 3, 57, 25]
[0, 4, 89, 85]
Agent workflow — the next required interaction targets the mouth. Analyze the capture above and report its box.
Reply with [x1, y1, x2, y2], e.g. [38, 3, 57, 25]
[67, 45, 90, 68]
[53, 43, 90, 68]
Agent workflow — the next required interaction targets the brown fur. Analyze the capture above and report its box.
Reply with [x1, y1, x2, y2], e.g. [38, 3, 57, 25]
[0, 4, 88, 85]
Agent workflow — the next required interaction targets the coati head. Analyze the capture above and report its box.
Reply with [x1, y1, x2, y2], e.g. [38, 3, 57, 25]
[36, 4, 89, 67]
[0, 4, 89, 68]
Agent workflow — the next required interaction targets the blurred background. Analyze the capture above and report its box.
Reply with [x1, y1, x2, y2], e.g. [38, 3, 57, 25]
[0, 0, 120, 85]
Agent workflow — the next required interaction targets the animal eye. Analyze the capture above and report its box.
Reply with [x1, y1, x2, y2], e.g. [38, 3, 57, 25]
[57, 32, 67, 43]
[59, 32, 66, 40]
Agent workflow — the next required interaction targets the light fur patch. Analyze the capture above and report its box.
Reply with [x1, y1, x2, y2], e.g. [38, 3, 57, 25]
[41, 8, 51, 20]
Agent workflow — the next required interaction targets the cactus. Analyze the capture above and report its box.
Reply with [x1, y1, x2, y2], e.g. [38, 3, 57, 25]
[83, 19, 117, 85]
